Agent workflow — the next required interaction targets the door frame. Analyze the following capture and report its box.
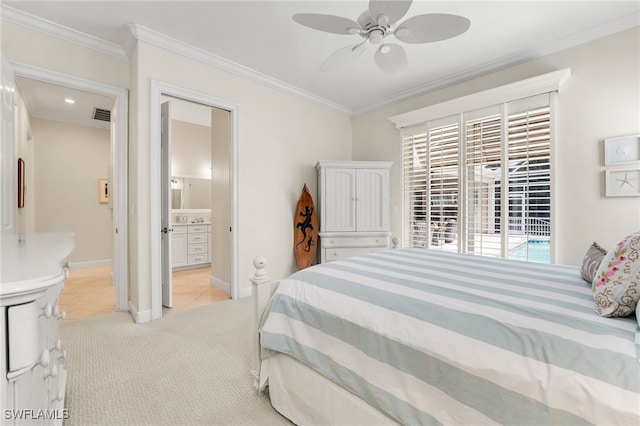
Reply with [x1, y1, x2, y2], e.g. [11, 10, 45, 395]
[10, 61, 129, 311]
[150, 80, 239, 321]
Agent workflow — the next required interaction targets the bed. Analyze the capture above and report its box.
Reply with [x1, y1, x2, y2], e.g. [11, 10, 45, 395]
[250, 248, 640, 425]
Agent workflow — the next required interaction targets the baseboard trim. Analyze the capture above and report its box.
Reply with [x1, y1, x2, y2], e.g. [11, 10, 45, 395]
[239, 286, 252, 299]
[128, 301, 152, 324]
[69, 259, 111, 269]
[210, 275, 230, 293]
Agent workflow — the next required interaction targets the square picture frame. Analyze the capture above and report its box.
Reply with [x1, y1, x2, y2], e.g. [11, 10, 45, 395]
[605, 168, 640, 197]
[98, 178, 109, 203]
[604, 135, 640, 165]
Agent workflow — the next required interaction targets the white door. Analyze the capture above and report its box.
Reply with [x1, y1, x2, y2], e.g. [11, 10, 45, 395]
[161, 101, 173, 308]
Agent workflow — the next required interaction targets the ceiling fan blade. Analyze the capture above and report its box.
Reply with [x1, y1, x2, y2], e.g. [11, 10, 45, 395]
[374, 43, 407, 76]
[395, 14, 470, 43]
[320, 43, 366, 72]
[293, 13, 361, 35]
[369, 0, 413, 26]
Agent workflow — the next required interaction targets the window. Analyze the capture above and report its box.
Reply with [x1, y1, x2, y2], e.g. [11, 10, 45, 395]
[401, 94, 553, 263]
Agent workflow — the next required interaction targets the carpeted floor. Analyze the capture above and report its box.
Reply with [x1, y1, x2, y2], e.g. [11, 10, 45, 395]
[60, 298, 292, 425]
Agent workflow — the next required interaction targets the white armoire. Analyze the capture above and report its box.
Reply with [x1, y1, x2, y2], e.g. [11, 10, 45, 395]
[316, 161, 392, 263]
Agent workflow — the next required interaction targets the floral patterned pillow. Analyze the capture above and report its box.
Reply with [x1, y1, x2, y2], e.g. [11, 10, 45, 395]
[592, 231, 640, 317]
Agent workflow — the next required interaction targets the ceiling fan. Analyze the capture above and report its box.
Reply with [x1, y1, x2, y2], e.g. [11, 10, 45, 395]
[293, 0, 470, 76]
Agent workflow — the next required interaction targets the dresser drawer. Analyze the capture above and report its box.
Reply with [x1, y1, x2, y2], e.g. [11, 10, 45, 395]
[321, 235, 388, 248]
[187, 243, 207, 255]
[188, 254, 208, 265]
[188, 233, 207, 244]
[188, 225, 207, 233]
[323, 247, 385, 262]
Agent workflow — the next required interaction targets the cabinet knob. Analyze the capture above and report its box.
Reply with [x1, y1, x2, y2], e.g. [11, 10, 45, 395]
[46, 364, 58, 379]
[52, 390, 65, 403]
[40, 303, 53, 318]
[57, 311, 66, 320]
[40, 349, 51, 368]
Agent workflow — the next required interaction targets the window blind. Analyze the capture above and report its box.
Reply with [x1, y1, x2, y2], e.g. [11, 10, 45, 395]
[402, 94, 552, 263]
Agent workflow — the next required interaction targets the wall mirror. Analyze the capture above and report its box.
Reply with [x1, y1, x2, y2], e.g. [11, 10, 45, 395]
[171, 176, 211, 210]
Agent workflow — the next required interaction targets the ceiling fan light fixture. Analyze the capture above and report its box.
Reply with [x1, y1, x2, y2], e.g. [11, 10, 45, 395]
[369, 30, 383, 45]
[376, 14, 389, 26]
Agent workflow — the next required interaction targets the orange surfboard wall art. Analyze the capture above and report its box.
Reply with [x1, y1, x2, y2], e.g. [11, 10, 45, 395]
[294, 184, 318, 270]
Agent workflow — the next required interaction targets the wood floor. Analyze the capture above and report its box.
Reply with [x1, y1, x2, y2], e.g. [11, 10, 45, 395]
[60, 265, 229, 322]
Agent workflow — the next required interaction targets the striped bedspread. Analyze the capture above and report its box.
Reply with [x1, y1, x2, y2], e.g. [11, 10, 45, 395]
[260, 248, 640, 425]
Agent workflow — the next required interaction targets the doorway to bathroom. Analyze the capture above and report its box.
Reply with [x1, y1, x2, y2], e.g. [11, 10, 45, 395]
[161, 96, 232, 314]
[151, 81, 238, 320]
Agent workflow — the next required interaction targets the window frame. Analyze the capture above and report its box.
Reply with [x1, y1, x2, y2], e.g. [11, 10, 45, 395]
[391, 70, 569, 263]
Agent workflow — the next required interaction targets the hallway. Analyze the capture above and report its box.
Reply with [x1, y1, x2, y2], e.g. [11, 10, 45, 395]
[60, 265, 229, 322]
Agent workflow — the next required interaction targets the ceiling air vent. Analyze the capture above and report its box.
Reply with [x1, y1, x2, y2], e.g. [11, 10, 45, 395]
[92, 108, 111, 122]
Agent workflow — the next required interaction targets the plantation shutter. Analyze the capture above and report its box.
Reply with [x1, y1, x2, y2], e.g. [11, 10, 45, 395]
[505, 94, 552, 261]
[464, 106, 502, 257]
[428, 120, 460, 252]
[401, 127, 428, 247]
[401, 93, 553, 263]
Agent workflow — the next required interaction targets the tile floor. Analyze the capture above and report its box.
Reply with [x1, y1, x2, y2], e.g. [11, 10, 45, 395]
[60, 265, 229, 322]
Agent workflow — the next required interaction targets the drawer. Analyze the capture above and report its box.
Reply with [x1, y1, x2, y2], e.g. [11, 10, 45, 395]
[172, 225, 187, 234]
[323, 247, 385, 262]
[188, 254, 208, 265]
[188, 225, 207, 233]
[187, 243, 207, 255]
[321, 235, 388, 248]
[188, 233, 207, 244]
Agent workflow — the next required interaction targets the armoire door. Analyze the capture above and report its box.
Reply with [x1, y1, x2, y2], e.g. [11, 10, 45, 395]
[355, 168, 389, 232]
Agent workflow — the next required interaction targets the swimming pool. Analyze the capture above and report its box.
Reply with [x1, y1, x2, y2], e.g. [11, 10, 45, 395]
[508, 240, 551, 263]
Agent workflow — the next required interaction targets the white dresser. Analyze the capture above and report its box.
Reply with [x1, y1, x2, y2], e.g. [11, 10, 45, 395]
[171, 224, 211, 269]
[316, 161, 392, 263]
[1, 232, 74, 425]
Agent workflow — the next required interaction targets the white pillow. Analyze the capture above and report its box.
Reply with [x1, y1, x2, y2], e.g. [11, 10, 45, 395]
[592, 231, 640, 317]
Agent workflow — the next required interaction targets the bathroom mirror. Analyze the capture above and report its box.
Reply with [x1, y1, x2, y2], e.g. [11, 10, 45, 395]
[171, 177, 211, 210]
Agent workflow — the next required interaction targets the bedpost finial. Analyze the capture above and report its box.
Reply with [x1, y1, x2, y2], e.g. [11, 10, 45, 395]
[252, 256, 269, 283]
[392, 236, 400, 249]
[253, 256, 267, 270]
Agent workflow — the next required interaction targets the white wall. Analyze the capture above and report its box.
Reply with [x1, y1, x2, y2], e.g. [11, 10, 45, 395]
[352, 27, 640, 266]
[128, 41, 352, 314]
[31, 118, 113, 263]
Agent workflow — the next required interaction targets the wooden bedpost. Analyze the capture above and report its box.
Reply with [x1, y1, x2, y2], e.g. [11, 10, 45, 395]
[250, 256, 271, 390]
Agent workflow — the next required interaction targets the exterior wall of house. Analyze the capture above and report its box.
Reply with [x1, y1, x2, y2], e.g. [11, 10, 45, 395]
[352, 26, 640, 266]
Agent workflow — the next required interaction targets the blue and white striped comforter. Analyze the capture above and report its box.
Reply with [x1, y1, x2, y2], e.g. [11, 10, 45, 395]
[260, 248, 640, 425]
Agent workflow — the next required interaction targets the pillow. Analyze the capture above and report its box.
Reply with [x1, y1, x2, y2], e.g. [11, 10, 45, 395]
[580, 242, 607, 284]
[592, 231, 640, 317]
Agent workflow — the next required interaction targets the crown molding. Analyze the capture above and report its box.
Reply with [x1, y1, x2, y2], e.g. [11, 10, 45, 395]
[0, 5, 352, 115]
[354, 12, 639, 116]
[126, 24, 352, 115]
[1, 5, 128, 59]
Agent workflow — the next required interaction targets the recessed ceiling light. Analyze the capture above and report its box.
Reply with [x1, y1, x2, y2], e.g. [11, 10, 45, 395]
[64, 98, 76, 104]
